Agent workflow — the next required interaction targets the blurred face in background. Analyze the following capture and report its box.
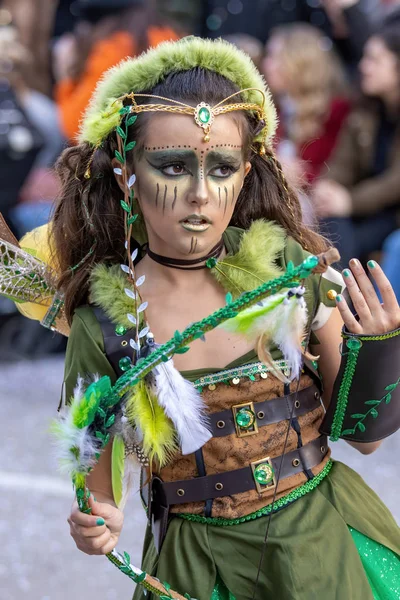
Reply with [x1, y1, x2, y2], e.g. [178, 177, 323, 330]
[360, 36, 400, 99]
[263, 36, 288, 95]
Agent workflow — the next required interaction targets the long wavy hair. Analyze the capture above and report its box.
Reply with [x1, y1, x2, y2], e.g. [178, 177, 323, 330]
[268, 23, 347, 144]
[52, 67, 328, 322]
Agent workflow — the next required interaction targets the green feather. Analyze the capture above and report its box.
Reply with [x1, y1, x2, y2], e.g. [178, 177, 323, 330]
[71, 376, 112, 429]
[223, 294, 285, 336]
[79, 37, 277, 146]
[90, 264, 140, 330]
[212, 220, 286, 298]
[111, 436, 125, 507]
[125, 380, 177, 466]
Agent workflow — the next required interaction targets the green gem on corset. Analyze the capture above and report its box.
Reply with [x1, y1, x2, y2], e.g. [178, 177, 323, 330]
[254, 463, 275, 486]
[119, 356, 132, 371]
[346, 337, 362, 351]
[115, 324, 128, 336]
[198, 106, 211, 124]
[235, 408, 255, 429]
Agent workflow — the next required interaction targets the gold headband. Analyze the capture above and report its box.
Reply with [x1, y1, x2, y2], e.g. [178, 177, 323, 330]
[115, 88, 266, 142]
[83, 88, 267, 178]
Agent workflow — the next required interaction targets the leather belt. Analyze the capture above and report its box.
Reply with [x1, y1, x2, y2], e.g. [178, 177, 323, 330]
[158, 435, 328, 506]
[209, 383, 321, 437]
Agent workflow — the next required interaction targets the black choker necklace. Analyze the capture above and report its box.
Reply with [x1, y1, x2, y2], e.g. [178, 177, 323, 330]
[146, 239, 224, 270]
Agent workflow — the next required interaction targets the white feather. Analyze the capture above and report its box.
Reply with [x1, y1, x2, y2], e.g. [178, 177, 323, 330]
[152, 360, 212, 455]
[119, 455, 138, 511]
[261, 289, 308, 381]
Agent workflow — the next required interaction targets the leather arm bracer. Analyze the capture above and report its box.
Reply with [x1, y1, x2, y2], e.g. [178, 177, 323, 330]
[320, 327, 400, 443]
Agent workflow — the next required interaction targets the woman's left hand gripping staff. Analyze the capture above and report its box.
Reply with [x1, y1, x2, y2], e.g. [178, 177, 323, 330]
[68, 494, 124, 556]
[336, 259, 400, 335]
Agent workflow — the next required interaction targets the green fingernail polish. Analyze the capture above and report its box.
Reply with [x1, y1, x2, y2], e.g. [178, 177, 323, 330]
[96, 518, 105, 526]
[343, 269, 351, 277]
[368, 260, 376, 269]
[336, 295, 342, 302]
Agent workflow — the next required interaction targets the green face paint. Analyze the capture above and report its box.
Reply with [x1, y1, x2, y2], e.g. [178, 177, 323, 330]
[134, 146, 248, 257]
[130, 111, 251, 258]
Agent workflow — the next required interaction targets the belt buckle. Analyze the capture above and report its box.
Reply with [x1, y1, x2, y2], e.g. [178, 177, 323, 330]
[232, 401, 259, 437]
[251, 456, 276, 494]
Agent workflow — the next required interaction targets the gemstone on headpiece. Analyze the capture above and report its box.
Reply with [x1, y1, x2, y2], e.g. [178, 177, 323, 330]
[199, 106, 211, 124]
[194, 103, 214, 131]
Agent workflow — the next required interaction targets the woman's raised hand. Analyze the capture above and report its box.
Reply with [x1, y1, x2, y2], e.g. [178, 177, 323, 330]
[336, 259, 400, 335]
[68, 494, 124, 555]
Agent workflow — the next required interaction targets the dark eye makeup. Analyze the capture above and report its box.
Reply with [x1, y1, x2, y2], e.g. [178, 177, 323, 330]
[147, 160, 239, 179]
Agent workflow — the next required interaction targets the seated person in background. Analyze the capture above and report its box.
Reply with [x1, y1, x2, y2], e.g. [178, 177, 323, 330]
[313, 22, 400, 266]
[53, 0, 181, 143]
[263, 23, 351, 189]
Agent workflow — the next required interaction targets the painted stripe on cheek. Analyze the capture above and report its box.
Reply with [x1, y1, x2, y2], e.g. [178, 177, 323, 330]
[223, 186, 228, 216]
[171, 186, 178, 210]
[162, 184, 168, 213]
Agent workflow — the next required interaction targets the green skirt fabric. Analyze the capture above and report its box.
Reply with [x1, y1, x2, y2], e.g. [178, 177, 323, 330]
[133, 461, 400, 600]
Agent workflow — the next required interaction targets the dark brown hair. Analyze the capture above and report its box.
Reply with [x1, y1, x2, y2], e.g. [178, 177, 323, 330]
[53, 67, 328, 322]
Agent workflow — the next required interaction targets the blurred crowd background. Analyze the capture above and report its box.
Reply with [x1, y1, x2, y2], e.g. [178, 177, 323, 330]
[1, 0, 400, 358]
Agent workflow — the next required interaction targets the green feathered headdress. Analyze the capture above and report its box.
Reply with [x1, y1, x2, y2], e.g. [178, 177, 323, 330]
[79, 36, 277, 147]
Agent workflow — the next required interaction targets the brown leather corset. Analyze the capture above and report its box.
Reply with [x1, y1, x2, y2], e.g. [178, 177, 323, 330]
[152, 368, 329, 520]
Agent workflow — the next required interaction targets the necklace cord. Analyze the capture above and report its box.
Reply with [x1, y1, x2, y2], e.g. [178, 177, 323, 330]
[251, 273, 323, 599]
[146, 239, 224, 269]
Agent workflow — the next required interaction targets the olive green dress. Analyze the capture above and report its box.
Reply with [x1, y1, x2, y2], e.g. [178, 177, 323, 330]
[63, 229, 400, 600]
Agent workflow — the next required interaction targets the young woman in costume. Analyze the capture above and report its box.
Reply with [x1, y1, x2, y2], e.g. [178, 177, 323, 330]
[10, 38, 400, 599]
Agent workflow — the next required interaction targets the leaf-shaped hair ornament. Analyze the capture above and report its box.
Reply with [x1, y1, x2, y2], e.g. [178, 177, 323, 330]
[113, 109, 145, 359]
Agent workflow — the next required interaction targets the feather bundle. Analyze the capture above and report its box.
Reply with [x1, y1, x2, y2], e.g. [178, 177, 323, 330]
[125, 379, 177, 466]
[223, 287, 309, 382]
[51, 377, 104, 480]
[152, 359, 212, 455]
[211, 220, 285, 298]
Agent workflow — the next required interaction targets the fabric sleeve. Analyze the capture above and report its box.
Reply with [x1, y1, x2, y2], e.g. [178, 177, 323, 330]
[312, 266, 345, 331]
[63, 305, 116, 404]
[283, 237, 344, 340]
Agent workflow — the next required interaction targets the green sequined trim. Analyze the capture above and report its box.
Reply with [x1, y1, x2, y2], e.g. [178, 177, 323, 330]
[176, 459, 333, 526]
[330, 340, 361, 442]
[193, 360, 290, 390]
[352, 329, 400, 342]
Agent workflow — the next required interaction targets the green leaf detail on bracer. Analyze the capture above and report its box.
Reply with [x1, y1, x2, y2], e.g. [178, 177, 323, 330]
[338, 376, 400, 437]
